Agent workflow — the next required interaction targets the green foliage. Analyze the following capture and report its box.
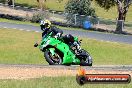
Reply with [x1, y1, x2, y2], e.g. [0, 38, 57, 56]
[65, 0, 96, 25]
[65, 0, 96, 16]
[0, 0, 6, 3]
[95, 0, 116, 10]
[31, 11, 49, 23]
[31, 13, 42, 23]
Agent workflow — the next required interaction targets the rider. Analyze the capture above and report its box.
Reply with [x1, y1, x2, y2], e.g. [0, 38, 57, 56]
[40, 20, 63, 39]
[35, 20, 80, 51]
[40, 20, 81, 51]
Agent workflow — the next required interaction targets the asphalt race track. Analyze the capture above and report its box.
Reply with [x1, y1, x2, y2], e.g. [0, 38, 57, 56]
[0, 64, 132, 71]
[0, 22, 132, 44]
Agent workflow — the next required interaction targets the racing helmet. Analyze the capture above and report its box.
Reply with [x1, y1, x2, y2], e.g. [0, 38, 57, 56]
[40, 20, 51, 31]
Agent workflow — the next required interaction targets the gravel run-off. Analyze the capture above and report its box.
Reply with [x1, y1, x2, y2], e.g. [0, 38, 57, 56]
[0, 66, 132, 80]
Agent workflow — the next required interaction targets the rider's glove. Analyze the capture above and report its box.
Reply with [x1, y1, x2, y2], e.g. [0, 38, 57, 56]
[56, 33, 61, 37]
[40, 20, 44, 25]
[54, 33, 61, 39]
[73, 42, 81, 51]
[54, 35, 58, 39]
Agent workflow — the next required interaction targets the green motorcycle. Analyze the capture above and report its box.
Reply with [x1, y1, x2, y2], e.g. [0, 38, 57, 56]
[34, 32, 92, 66]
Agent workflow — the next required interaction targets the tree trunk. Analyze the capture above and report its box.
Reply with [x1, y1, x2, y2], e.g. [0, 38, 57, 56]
[37, 0, 39, 2]
[115, 0, 131, 34]
[37, 0, 47, 10]
[7, 0, 13, 5]
[116, 20, 124, 33]
[115, 4, 125, 34]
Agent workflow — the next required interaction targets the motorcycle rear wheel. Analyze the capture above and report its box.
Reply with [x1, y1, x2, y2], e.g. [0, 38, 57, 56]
[80, 50, 92, 66]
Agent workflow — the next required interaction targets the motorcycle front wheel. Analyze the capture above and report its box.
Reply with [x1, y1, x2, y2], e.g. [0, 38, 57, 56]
[44, 49, 62, 65]
[80, 50, 93, 66]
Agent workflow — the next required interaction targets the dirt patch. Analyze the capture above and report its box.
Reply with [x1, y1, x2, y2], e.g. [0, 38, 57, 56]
[0, 6, 33, 17]
[0, 66, 132, 80]
[0, 67, 77, 79]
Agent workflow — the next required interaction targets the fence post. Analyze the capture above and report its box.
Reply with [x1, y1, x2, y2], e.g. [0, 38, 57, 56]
[80, 15, 85, 27]
[12, 0, 14, 9]
[52, 11, 56, 18]
[74, 14, 78, 25]
[97, 17, 100, 26]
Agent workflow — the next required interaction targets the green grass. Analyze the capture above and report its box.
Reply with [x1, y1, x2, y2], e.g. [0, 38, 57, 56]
[43, 0, 68, 11]
[15, 0, 38, 8]
[15, 0, 68, 11]
[0, 18, 39, 26]
[81, 39, 132, 65]
[0, 76, 132, 88]
[0, 28, 132, 65]
[0, 28, 45, 64]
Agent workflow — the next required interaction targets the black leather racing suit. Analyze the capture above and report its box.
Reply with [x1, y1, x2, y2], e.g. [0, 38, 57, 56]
[41, 26, 63, 38]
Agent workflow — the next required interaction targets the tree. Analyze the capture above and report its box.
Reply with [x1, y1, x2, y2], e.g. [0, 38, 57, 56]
[94, 0, 132, 33]
[37, 0, 47, 10]
[65, 0, 96, 25]
[65, 0, 96, 16]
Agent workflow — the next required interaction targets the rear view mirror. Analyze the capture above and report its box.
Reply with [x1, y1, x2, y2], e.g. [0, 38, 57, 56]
[79, 39, 82, 43]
